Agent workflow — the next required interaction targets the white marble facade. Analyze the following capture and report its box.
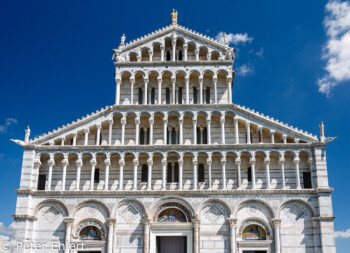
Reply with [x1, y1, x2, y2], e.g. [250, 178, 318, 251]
[11, 11, 336, 253]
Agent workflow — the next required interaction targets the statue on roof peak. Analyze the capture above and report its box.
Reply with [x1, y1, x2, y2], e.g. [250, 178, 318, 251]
[25, 126, 30, 143]
[120, 34, 126, 46]
[171, 9, 178, 25]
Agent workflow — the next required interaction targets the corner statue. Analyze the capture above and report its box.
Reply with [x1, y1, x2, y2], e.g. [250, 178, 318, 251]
[171, 9, 178, 25]
[25, 126, 30, 142]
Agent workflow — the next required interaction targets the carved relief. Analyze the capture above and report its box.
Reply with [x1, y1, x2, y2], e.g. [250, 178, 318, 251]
[42, 204, 63, 223]
[86, 204, 99, 216]
[204, 204, 224, 224]
[120, 203, 141, 223]
[285, 203, 308, 221]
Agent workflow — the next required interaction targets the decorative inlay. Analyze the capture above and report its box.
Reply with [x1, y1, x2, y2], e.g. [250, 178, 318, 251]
[43, 205, 61, 223]
[286, 203, 307, 221]
[205, 204, 224, 223]
[86, 204, 98, 216]
[121, 203, 140, 223]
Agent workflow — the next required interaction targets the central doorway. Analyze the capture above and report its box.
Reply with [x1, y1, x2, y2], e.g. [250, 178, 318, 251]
[243, 251, 267, 253]
[156, 236, 187, 253]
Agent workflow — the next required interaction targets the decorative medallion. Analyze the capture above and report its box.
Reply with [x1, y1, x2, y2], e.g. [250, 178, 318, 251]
[120, 203, 140, 223]
[86, 204, 98, 216]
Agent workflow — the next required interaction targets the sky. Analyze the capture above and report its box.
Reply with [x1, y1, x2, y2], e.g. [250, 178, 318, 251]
[0, 0, 350, 251]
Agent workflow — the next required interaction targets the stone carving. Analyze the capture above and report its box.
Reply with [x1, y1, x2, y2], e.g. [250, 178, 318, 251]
[285, 203, 307, 221]
[319, 121, 324, 140]
[204, 203, 224, 224]
[86, 204, 99, 216]
[120, 33, 126, 46]
[225, 48, 235, 60]
[43, 204, 62, 223]
[120, 203, 140, 223]
[223, 32, 229, 46]
[25, 126, 30, 142]
[171, 9, 178, 25]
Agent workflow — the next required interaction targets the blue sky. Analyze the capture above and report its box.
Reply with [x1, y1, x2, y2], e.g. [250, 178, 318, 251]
[1, 0, 350, 251]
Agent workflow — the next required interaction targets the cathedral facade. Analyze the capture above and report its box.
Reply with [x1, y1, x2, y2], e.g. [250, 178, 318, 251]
[11, 11, 336, 253]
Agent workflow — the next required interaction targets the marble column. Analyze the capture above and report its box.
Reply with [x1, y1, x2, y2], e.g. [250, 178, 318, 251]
[227, 218, 238, 253]
[270, 130, 275, 144]
[192, 215, 200, 253]
[280, 158, 286, 189]
[160, 45, 165, 62]
[199, 77, 203, 104]
[61, 157, 68, 191]
[96, 124, 101, 145]
[172, 78, 176, 104]
[179, 116, 183, 145]
[207, 117, 211, 144]
[72, 133, 77, 146]
[135, 117, 140, 145]
[84, 128, 89, 146]
[250, 158, 256, 189]
[144, 79, 148, 105]
[76, 158, 82, 191]
[63, 218, 75, 253]
[246, 122, 251, 144]
[213, 76, 217, 104]
[184, 44, 188, 61]
[161, 158, 167, 189]
[163, 117, 168, 144]
[121, 117, 126, 145]
[149, 117, 154, 145]
[133, 157, 139, 190]
[221, 157, 227, 189]
[227, 77, 232, 103]
[119, 158, 125, 190]
[106, 218, 116, 253]
[90, 157, 97, 191]
[60, 137, 65, 146]
[157, 78, 162, 104]
[185, 77, 189, 104]
[195, 49, 199, 61]
[130, 78, 135, 105]
[193, 155, 198, 190]
[207, 156, 212, 189]
[294, 157, 301, 189]
[115, 78, 121, 105]
[172, 39, 176, 61]
[264, 158, 271, 188]
[258, 125, 263, 143]
[179, 157, 183, 190]
[147, 158, 153, 190]
[221, 116, 225, 144]
[236, 159, 242, 189]
[282, 134, 287, 144]
[47, 158, 54, 190]
[143, 214, 151, 253]
[234, 118, 239, 144]
[104, 156, 110, 191]
[193, 117, 197, 144]
[108, 119, 113, 145]
[271, 218, 282, 253]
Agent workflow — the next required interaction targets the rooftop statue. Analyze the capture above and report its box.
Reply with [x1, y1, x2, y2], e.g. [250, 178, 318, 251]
[25, 126, 30, 143]
[171, 9, 178, 25]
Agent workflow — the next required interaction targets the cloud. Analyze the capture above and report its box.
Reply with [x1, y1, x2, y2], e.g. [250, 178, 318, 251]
[216, 32, 253, 45]
[236, 64, 254, 76]
[0, 222, 13, 237]
[335, 228, 350, 238]
[317, 0, 350, 96]
[0, 118, 17, 134]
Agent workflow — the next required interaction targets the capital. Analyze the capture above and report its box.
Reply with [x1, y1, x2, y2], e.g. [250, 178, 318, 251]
[271, 218, 281, 228]
[193, 158, 198, 165]
[246, 121, 251, 127]
[249, 158, 256, 165]
[108, 118, 113, 125]
[206, 118, 211, 124]
[135, 117, 140, 125]
[293, 157, 300, 165]
[104, 159, 111, 166]
[161, 158, 167, 166]
[221, 158, 227, 164]
[270, 130, 275, 135]
[279, 157, 285, 164]
[106, 218, 117, 227]
[220, 117, 225, 124]
[121, 117, 126, 125]
[64, 217, 75, 227]
[227, 218, 238, 228]
[133, 159, 139, 166]
[206, 158, 212, 165]
[84, 128, 89, 134]
[235, 159, 241, 166]
[264, 158, 270, 165]
[149, 117, 154, 125]
[178, 158, 184, 166]
[130, 78, 135, 84]
[147, 158, 153, 166]
[90, 159, 97, 166]
[96, 123, 101, 129]
[119, 159, 125, 167]
[48, 159, 55, 167]
[62, 159, 69, 167]
[76, 159, 83, 167]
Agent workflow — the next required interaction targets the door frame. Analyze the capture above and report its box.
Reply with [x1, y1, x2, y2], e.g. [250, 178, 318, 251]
[237, 240, 272, 253]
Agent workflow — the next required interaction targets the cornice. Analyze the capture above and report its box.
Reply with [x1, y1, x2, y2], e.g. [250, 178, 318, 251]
[12, 214, 37, 221]
[311, 216, 336, 222]
[114, 60, 233, 67]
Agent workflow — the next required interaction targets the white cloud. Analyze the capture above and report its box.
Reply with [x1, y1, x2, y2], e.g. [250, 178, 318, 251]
[0, 118, 17, 134]
[317, 0, 350, 95]
[216, 32, 253, 45]
[0, 222, 13, 237]
[236, 64, 254, 76]
[256, 47, 264, 58]
[335, 228, 350, 238]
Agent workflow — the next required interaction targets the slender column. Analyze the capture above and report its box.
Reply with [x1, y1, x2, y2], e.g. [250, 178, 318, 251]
[157, 77, 162, 104]
[149, 51, 153, 62]
[264, 158, 271, 188]
[119, 158, 125, 190]
[207, 53, 211, 61]
[84, 128, 89, 146]
[121, 117, 126, 145]
[171, 78, 176, 104]
[60, 138, 65, 146]
[178, 157, 183, 190]
[282, 134, 287, 144]
[147, 158, 153, 190]
[221, 116, 225, 144]
[133, 156, 139, 190]
[135, 117, 140, 145]
[106, 218, 116, 253]
[96, 124, 101, 145]
[270, 130, 275, 144]
[227, 218, 238, 253]
[234, 118, 239, 144]
[246, 122, 251, 144]
[144, 128, 148, 144]
[179, 116, 183, 145]
[236, 159, 241, 189]
[172, 39, 176, 61]
[207, 156, 212, 189]
[90, 156, 97, 191]
[76, 157, 82, 190]
[280, 158, 286, 189]
[213, 76, 217, 104]
[47, 157, 54, 190]
[193, 216, 200, 253]
[144, 79, 148, 105]
[72, 133, 77, 146]
[207, 117, 211, 144]
[193, 155, 198, 190]
[221, 157, 227, 189]
[149, 117, 154, 145]
[175, 87, 179, 104]
[160, 45, 165, 62]
[143, 215, 151, 253]
[115, 78, 121, 105]
[61, 157, 68, 191]
[108, 118, 113, 145]
[195, 49, 199, 61]
[161, 158, 167, 189]
[64, 218, 75, 253]
[193, 116, 197, 144]
[185, 77, 189, 104]
[130, 78, 135, 105]
[250, 158, 256, 189]
[258, 125, 263, 143]
[104, 155, 110, 190]
[183, 44, 188, 61]
[271, 218, 282, 253]
[199, 77, 203, 104]
[227, 77, 232, 103]
[163, 117, 168, 144]
[294, 157, 301, 189]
